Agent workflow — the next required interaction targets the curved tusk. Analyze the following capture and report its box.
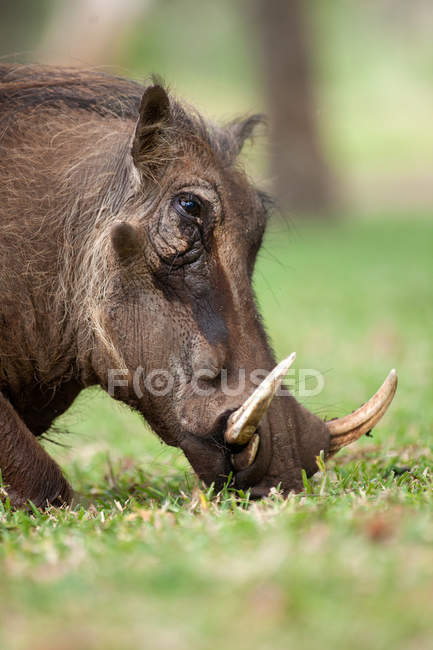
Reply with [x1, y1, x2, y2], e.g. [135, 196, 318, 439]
[326, 369, 398, 456]
[225, 352, 296, 445]
[327, 369, 397, 435]
[327, 387, 395, 457]
[231, 434, 260, 472]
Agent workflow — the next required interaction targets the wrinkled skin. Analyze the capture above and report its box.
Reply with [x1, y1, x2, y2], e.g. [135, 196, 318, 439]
[93, 88, 331, 496]
[98, 159, 330, 495]
[0, 66, 330, 507]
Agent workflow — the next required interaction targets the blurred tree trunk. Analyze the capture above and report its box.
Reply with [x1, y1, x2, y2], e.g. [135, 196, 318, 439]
[254, 0, 334, 217]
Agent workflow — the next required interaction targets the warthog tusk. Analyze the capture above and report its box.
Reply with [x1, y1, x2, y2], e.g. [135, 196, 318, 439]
[225, 352, 296, 446]
[326, 369, 398, 456]
[231, 434, 260, 471]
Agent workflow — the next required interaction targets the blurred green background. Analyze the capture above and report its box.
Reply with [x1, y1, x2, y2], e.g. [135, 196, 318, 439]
[1, 0, 432, 213]
[0, 2, 432, 650]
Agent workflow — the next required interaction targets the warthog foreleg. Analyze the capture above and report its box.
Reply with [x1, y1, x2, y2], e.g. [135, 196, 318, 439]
[0, 391, 73, 509]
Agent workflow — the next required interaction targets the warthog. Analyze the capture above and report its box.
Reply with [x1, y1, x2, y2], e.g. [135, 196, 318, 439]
[0, 64, 397, 508]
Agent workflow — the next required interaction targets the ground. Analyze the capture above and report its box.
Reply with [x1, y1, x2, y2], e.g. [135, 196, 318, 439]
[0, 216, 432, 650]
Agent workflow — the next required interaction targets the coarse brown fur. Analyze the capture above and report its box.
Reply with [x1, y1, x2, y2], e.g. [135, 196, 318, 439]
[0, 64, 330, 508]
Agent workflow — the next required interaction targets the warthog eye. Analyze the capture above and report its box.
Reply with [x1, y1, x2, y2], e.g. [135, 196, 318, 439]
[174, 193, 203, 221]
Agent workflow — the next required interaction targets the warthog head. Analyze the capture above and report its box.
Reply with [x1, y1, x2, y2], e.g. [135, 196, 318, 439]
[92, 84, 397, 495]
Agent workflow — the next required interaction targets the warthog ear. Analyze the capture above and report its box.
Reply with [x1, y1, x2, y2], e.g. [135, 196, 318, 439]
[131, 85, 171, 168]
[111, 221, 140, 261]
[228, 114, 265, 157]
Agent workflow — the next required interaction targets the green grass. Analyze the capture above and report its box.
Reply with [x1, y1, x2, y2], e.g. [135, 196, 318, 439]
[1, 217, 433, 650]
